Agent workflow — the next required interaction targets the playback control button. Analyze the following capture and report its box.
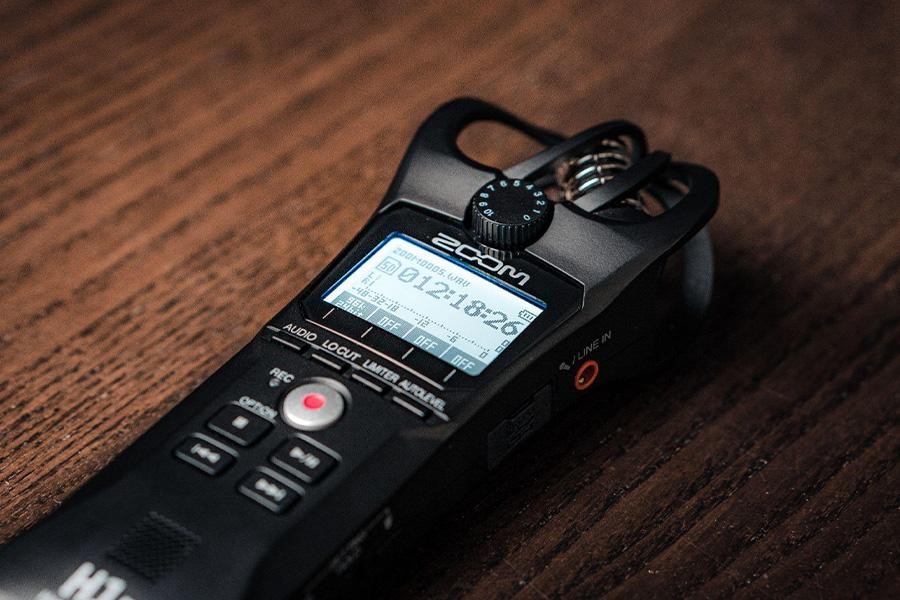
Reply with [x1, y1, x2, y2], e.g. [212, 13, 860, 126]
[207, 405, 271, 446]
[238, 468, 301, 514]
[281, 380, 347, 431]
[271, 438, 338, 484]
[174, 436, 235, 476]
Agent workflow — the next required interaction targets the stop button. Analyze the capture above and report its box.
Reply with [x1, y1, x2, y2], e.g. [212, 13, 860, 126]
[281, 379, 347, 431]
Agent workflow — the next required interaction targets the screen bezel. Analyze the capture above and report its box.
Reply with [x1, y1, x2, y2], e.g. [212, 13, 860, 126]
[320, 232, 547, 375]
[299, 206, 582, 381]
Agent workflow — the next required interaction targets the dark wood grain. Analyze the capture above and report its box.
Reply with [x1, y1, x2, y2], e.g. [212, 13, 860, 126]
[1, 0, 898, 598]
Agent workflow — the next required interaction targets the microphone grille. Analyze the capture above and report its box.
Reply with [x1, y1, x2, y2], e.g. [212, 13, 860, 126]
[107, 511, 201, 583]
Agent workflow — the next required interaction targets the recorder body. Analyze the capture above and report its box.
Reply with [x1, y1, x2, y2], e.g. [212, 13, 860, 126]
[0, 99, 717, 600]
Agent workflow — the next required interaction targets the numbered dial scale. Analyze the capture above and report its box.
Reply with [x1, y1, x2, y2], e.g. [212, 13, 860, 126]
[470, 177, 552, 250]
[0, 99, 717, 600]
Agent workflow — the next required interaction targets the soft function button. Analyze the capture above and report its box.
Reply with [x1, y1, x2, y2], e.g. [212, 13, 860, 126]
[269, 332, 307, 354]
[309, 351, 347, 373]
[391, 395, 428, 419]
[207, 405, 272, 446]
[350, 371, 386, 394]
[271, 437, 338, 484]
[281, 379, 348, 431]
[238, 468, 301, 513]
[174, 435, 235, 476]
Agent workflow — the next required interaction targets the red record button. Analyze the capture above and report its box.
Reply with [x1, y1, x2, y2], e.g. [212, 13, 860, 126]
[302, 393, 326, 410]
[281, 380, 346, 431]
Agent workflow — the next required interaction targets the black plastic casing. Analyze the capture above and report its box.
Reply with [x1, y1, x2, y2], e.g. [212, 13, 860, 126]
[0, 99, 717, 600]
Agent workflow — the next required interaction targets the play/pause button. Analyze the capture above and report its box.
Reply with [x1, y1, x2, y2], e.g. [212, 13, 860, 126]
[270, 437, 338, 484]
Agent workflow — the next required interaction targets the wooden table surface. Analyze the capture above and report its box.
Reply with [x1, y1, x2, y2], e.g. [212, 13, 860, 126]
[1, 1, 898, 598]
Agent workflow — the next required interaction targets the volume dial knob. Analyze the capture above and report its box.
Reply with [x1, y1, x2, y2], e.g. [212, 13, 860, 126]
[469, 178, 552, 251]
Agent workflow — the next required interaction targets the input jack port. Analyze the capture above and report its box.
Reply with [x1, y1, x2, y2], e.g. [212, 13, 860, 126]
[574, 359, 600, 391]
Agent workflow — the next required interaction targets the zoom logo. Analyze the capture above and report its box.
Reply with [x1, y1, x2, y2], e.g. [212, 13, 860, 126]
[34, 562, 135, 600]
[430, 232, 530, 286]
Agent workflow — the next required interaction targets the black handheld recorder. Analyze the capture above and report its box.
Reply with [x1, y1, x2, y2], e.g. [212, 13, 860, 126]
[0, 98, 718, 600]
